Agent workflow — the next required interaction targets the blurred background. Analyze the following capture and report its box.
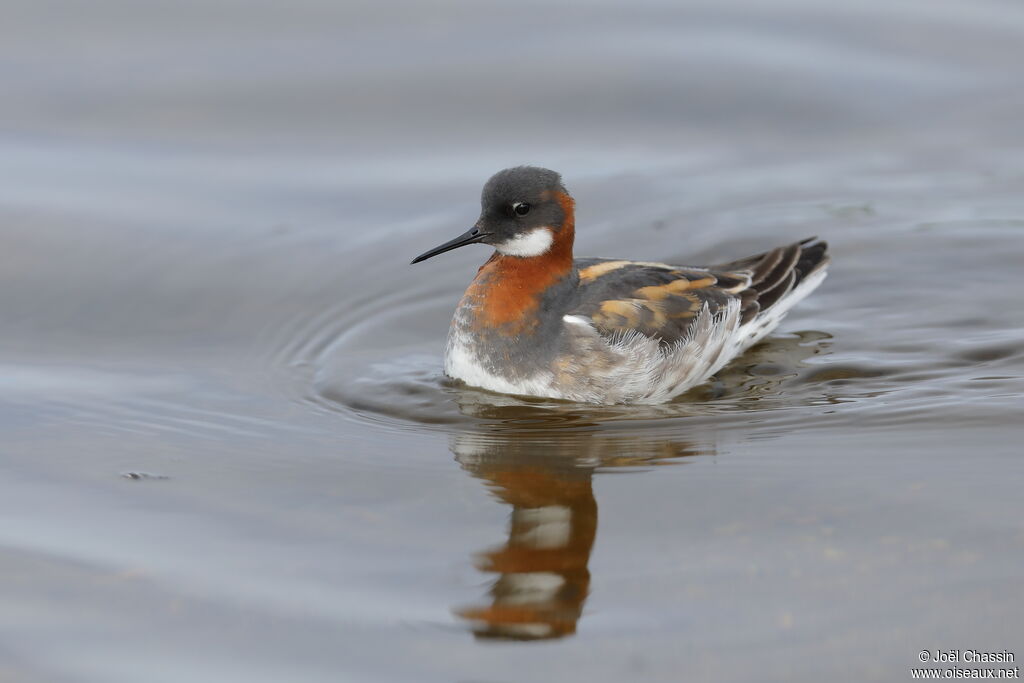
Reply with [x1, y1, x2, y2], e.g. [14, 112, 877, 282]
[2, 1, 1023, 681]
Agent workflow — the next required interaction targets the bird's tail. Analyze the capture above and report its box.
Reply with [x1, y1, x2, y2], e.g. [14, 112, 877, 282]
[716, 237, 830, 330]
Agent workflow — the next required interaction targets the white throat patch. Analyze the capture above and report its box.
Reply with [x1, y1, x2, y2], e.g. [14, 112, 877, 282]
[494, 227, 554, 257]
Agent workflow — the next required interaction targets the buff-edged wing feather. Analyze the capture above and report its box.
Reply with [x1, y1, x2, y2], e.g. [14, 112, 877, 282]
[570, 238, 829, 346]
[572, 260, 741, 344]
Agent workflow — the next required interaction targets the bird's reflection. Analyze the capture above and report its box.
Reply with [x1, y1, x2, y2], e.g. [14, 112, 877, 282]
[451, 430, 709, 641]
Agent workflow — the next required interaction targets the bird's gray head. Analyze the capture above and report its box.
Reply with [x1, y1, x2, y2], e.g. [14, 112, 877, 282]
[411, 166, 574, 264]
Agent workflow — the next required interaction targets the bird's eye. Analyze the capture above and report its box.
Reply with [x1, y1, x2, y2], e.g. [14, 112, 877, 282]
[512, 202, 531, 217]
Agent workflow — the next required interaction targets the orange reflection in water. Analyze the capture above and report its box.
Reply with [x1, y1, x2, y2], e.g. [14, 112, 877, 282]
[453, 431, 706, 641]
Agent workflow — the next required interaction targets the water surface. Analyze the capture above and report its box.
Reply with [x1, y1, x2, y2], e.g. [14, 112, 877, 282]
[2, 1, 1024, 681]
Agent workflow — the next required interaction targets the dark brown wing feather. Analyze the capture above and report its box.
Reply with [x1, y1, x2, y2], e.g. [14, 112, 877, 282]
[713, 237, 829, 316]
[572, 259, 742, 344]
[571, 238, 829, 344]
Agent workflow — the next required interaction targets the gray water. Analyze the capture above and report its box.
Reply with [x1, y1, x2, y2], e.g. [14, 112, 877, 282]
[2, 1, 1024, 681]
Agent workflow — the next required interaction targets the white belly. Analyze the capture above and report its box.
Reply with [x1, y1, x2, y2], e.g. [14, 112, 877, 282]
[444, 331, 560, 399]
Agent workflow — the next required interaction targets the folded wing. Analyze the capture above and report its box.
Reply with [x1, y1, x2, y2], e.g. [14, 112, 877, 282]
[571, 238, 829, 345]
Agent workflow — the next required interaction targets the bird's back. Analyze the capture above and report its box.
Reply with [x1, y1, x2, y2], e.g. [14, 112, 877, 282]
[558, 238, 830, 403]
[571, 237, 829, 347]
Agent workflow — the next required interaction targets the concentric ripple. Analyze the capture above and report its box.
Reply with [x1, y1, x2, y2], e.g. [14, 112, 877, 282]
[268, 283, 862, 437]
[263, 213, 1024, 445]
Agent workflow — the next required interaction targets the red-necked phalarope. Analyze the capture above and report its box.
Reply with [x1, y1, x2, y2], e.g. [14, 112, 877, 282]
[411, 166, 830, 404]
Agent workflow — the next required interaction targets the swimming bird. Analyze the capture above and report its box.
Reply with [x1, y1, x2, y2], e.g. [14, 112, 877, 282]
[411, 166, 829, 404]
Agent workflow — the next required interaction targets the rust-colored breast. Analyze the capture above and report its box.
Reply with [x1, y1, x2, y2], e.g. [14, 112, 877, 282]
[463, 256, 567, 333]
[463, 192, 576, 335]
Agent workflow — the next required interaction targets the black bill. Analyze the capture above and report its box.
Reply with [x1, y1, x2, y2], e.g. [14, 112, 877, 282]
[410, 227, 489, 264]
